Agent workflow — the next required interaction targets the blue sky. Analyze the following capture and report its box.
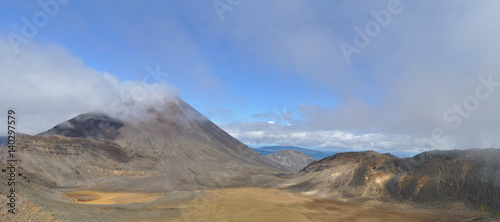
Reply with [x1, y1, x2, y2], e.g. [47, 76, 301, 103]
[0, 1, 341, 122]
[2, 0, 500, 154]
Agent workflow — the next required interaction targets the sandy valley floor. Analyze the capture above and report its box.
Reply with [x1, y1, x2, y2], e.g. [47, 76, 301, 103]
[61, 188, 491, 221]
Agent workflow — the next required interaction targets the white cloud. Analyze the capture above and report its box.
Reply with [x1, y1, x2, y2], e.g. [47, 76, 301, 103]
[211, 0, 500, 151]
[219, 121, 420, 152]
[0, 36, 177, 135]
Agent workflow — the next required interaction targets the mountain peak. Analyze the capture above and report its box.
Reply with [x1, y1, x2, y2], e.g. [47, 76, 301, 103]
[32, 98, 287, 191]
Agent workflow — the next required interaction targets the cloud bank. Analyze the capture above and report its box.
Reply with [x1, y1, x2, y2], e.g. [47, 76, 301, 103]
[209, 0, 500, 151]
[0, 36, 176, 135]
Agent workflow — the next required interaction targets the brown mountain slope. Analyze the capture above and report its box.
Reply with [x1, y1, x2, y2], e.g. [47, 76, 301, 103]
[15, 98, 287, 192]
[281, 149, 500, 213]
[265, 150, 315, 173]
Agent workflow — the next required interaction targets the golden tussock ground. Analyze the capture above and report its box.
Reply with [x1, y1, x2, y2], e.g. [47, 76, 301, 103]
[64, 191, 165, 205]
[62, 188, 489, 221]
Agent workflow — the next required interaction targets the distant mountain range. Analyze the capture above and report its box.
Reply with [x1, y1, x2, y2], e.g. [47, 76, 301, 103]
[253, 146, 337, 160]
[253, 146, 420, 159]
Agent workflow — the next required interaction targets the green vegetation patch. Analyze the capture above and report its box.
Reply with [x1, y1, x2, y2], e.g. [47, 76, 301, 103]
[478, 204, 491, 211]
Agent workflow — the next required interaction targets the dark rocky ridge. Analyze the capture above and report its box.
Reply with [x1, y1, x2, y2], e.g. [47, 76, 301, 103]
[287, 149, 500, 214]
[38, 112, 124, 140]
[302, 150, 398, 173]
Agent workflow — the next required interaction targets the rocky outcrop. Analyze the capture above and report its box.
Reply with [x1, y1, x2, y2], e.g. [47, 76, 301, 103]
[38, 112, 124, 140]
[284, 149, 500, 212]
